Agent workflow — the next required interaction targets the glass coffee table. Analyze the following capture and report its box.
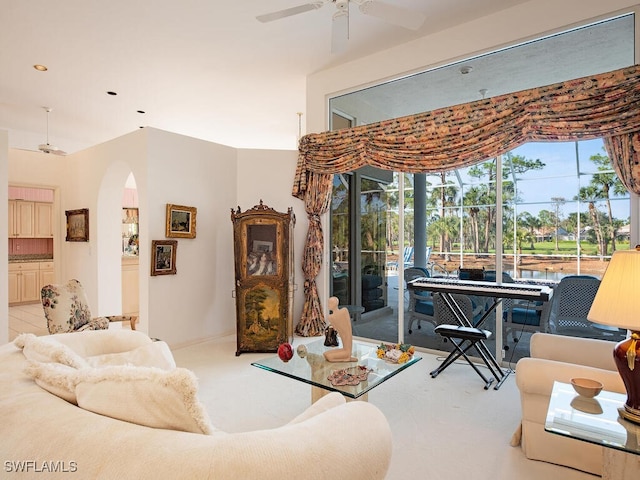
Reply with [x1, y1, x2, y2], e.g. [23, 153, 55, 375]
[545, 381, 640, 479]
[252, 339, 421, 402]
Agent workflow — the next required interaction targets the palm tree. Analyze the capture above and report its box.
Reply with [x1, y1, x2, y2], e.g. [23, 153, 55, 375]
[588, 151, 626, 252]
[576, 185, 606, 256]
[518, 212, 540, 250]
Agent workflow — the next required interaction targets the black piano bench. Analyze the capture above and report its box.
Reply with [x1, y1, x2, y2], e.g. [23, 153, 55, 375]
[431, 324, 495, 389]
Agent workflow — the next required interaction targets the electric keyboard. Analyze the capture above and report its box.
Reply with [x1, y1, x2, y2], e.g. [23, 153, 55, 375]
[408, 277, 552, 302]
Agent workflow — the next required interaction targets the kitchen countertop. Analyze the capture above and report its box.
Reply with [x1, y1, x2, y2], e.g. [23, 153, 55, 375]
[8, 254, 54, 263]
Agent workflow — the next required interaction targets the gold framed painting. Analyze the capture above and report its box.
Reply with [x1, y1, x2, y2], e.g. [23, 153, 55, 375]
[166, 204, 197, 238]
[151, 240, 177, 276]
[65, 208, 89, 242]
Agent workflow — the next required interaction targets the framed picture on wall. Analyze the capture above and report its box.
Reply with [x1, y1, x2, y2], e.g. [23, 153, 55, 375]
[166, 204, 197, 238]
[151, 240, 177, 276]
[65, 208, 89, 242]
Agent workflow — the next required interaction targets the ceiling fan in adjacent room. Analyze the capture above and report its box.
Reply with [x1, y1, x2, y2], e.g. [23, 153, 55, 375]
[37, 107, 67, 156]
[257, 0, 426, 53]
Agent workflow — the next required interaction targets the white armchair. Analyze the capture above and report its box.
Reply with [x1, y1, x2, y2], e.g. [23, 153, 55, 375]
[513, 332, 625, 475]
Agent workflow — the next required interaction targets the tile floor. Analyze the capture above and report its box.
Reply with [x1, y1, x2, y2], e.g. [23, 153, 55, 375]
[8, 303, 48, 340]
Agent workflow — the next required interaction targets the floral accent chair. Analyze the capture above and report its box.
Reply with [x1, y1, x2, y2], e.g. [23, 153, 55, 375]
[41, 279, 138, 334]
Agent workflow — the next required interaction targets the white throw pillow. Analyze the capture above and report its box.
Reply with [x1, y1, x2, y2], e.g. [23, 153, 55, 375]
[75, 366, 214, 434]
[14, 333, 89, 369]
[86, 341, 176, 370]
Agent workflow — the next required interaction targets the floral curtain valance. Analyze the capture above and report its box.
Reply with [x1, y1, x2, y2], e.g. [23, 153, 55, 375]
[291, 64, 640, 336]
[293, 64, 640, 199]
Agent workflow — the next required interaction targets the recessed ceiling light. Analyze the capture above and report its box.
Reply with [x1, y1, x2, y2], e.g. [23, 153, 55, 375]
[107, 91, 117, 96]
[459, 66, 473, 75]
[33, 64, 48, 72]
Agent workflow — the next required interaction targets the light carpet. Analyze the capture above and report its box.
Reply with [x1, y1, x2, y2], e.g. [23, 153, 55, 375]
[172, 335, 594, 480]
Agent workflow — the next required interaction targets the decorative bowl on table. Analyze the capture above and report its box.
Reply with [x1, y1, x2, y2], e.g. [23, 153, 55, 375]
[570, 377, 603, 398]
[377, 343, 415, 364]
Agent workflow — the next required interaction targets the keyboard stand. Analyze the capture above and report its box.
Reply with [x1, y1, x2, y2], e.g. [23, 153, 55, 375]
[430, 292, 511, 390]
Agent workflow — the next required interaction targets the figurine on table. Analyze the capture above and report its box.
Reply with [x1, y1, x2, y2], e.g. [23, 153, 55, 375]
[323, 296, 357, 362]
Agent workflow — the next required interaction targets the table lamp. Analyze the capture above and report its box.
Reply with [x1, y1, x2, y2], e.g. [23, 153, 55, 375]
[588, 248, 640, 424]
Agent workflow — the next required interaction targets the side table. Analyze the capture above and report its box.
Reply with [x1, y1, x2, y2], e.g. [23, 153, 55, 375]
[544, 381, 640, 479]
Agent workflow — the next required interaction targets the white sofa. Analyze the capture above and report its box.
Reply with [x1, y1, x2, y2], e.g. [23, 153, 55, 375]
[513, 332, 625, 475]
[0, 330, 393, 479]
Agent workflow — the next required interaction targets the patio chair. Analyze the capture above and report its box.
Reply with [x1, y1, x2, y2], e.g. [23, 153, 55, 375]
[405, 267, 436, 334]
[548, 275, 624, 340]
[41, 279, 138, 334]
[387, 246, 414, 271]
[400, 246, 414, 268]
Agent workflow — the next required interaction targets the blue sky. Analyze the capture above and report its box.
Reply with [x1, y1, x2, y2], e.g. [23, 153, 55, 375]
[449, 138, 630, 221]
[508, 139, 630, 221]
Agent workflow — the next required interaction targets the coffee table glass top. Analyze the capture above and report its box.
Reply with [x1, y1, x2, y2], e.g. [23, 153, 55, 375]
[251, 340, 421, 399]
[545, 381, 640, 456]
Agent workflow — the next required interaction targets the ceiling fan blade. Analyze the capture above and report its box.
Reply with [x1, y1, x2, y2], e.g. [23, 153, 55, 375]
[38, 143, 67, 155]
[331, 8, 349, 53]
[359, 0, 426, 30]
[256, 2, 324, 23]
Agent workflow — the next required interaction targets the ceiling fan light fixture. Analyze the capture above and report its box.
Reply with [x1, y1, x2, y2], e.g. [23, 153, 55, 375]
[38, 107, 67, 156]
[257, 0, 426, 52]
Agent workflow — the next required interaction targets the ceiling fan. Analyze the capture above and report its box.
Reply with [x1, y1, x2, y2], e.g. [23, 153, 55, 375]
[38, 107, 67, 156]
[257, 1, 426, 53]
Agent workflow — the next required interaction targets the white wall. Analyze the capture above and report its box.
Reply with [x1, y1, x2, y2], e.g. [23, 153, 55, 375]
[144, 129, 238, 345]
[0, 130, 8, 344]
[63, 131, 148, 322]
[5, 127, 306, 347]
[236, 149, 306, 327]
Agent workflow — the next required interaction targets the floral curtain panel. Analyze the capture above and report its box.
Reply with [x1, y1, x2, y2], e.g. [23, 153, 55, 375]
[292, 64, 640, 335]
[604, 132, 640, 195]
[295, 171, 333, 337]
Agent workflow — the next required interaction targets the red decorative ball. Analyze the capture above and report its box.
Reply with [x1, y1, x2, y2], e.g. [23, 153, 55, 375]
[277, 343, 294, 362]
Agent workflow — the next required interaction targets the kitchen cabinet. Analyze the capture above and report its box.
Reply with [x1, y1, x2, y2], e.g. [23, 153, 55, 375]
[9, 261, 55, 305]
[39, 262, 55, 290]
[8, 201, 35, 238]
[8, 201, 53, 238]
[34, 203, 54, 238]
[9, 262, 41, 304]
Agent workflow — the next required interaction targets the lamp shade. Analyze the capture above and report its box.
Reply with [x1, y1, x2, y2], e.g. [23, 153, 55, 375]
[588, 249, 640, 331]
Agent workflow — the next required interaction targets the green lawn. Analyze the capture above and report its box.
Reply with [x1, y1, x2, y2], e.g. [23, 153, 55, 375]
[444, 240, 630, 257]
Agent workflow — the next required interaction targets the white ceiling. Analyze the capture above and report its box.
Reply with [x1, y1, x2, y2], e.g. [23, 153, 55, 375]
[0, 0, 533, 154]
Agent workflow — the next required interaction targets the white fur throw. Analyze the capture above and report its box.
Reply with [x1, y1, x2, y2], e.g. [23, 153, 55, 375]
[17, 331, 212, 435]
[86, 341, 176, 369]
[75, 366, 214, 434]
[14, 333, 89, 368]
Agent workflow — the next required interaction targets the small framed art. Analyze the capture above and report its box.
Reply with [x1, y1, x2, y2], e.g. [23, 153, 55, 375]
[65, 208, 89, 242]
[151, 240, 177, 276]
[166, 204, 197, 239]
